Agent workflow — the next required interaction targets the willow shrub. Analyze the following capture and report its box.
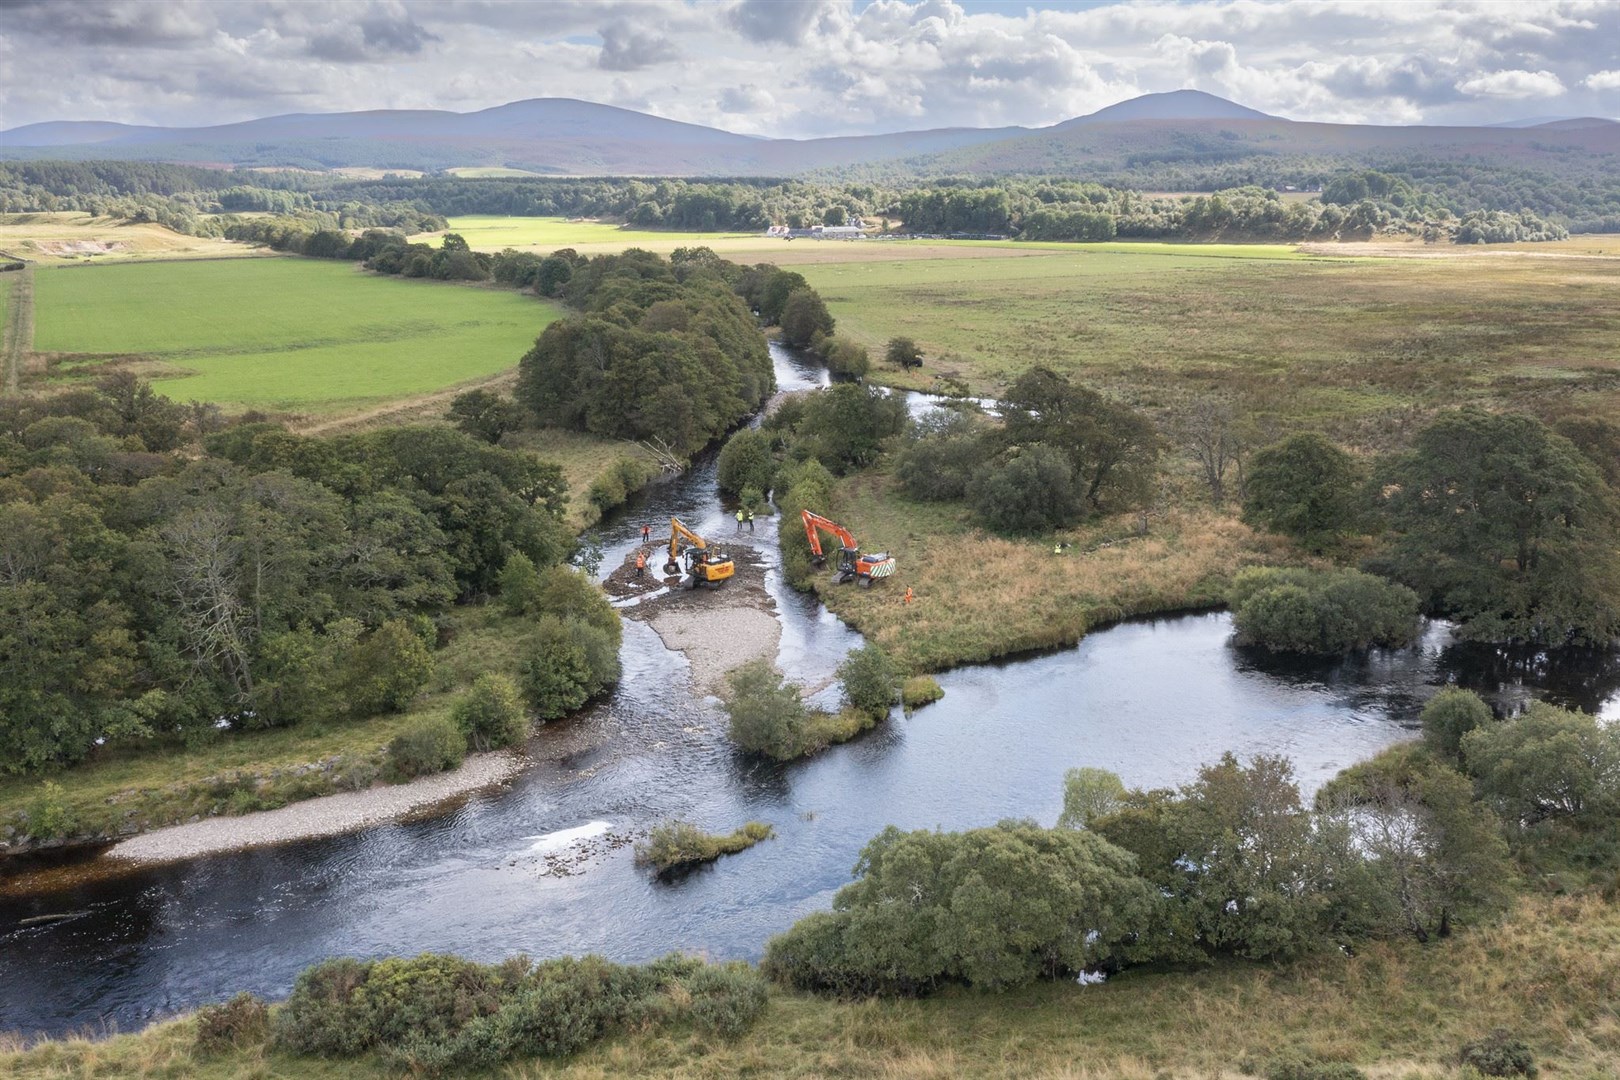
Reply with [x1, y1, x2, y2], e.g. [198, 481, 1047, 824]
[1229, 567, 1419, 655]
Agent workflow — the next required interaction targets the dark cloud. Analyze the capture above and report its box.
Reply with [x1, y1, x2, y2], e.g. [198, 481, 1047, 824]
[728, 0, 824, 46]
[0, 0, 213, 47]
[308, 5, 437, 62]
[597, 23, 679, 72]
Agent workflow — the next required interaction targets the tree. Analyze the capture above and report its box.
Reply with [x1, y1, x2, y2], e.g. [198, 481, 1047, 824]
[343, 619, 435, 716]
[838, 644, 895, 720]
[1462, 702, 1620, 825]
[453, 673, 528, 751]
[1420, 688, 1494, 767]
[447, 389, 520, 444]
[1228, 567, 1419, 654]
[1058, 767, 1127, 829]
[885, 337, 923, 370]
[999, 368, 1158, 513]
[725, 659, 807, 760]
[968, 445, 1081, 533]
[779, 288, 835, 348]
[520, 616, 597, 720]
[1242, 433, 1360, 551]
[717, 428, 776, 496]
[792, 383, 907, 474]
[1374, 409, 1620, 644]
[1178, 398, 1250, 506]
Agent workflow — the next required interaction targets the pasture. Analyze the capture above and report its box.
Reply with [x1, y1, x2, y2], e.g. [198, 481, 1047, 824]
[0, 212, 259, 264]
[31, 258, 559, 413]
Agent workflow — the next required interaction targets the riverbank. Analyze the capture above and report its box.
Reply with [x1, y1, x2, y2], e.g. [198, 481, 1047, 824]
[808, 467, 1289, 673]
[5, 892, 1614, 1077]
[104, 749, 523, 864]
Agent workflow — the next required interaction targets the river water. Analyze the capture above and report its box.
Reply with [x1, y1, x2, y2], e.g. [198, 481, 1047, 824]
[4, 344, 1618, 1037]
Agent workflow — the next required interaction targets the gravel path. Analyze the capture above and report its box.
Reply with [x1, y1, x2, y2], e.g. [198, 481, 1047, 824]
[105, 751, 525, 864]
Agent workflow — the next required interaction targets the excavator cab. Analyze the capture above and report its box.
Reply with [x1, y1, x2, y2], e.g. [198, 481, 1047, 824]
[663, 516, 734, 589]
[803, 511, 897, 588]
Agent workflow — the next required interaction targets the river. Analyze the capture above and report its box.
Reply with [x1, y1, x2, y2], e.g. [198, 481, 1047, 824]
[3, 344, 1618, 1037]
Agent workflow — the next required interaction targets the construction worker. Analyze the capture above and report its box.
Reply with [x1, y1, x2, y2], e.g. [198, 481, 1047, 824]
[635, 549, 646, 579]
[903, 585, 914, 605]
[735, 508, 745, 533]
[1053, 542, 1064, 556]
[641, 523, 651, 543]
[746, 509, 755, 532]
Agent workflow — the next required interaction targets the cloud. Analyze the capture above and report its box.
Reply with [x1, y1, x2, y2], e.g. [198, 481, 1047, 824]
[597, 22, 679, 71]
[0, 0, 214, 48]
[728, 0, 826, 45]
[1456, 69, 1566, 99]
[307, 3, 438, 61]
[1584, 70, 1620, 91]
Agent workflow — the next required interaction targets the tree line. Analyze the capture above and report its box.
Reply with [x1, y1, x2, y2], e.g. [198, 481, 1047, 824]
[0, 374, 617, 776]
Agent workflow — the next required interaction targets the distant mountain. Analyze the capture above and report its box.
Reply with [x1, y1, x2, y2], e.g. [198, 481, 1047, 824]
[1058, 89, 1273, 126]
[3, 92, 1619, 181]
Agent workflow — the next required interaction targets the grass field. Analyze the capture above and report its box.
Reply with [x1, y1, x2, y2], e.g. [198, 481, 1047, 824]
[6, 893, 1616, 1078]
[0, 212, 262, 264]
[31, 258, 560, 413]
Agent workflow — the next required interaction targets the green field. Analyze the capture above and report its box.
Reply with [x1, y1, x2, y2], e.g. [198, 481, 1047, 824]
[31, 258, 560, 413]
[421, 214, 764, 251]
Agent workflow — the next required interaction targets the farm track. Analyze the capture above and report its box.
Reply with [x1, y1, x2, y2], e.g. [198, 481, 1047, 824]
[290, 367, 519, 436]
[2, 266, 34, 396]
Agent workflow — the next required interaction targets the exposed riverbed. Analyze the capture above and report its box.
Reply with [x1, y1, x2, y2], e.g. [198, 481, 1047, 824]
[4, 343, 1619, 1038]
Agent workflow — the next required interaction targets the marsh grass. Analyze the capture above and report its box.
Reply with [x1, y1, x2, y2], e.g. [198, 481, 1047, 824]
[635, 821, 774, 873]
[5, 895, 1617, 1079]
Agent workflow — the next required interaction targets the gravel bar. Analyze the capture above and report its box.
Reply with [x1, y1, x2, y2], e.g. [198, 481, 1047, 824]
[105, 750, 525, 864]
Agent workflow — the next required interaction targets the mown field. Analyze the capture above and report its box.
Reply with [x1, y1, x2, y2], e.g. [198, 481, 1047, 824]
[30, 258, 561, 413]
[0, 212, 260, 264]
[5, 894, 1616, 1079]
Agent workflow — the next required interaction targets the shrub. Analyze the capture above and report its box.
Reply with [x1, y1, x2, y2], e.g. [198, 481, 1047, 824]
[725, 660, 808, 760]
[194, 992, 270, 1055]
[387, 715, 466, 781]
[717, 428, 776, 496]
[25, 780, 77, 841]
[1263, 1051, 1368, 1080]
[838, 644, 896, 720]
[684, 963, 769, 1037]
[344, 619, 435, 716]
[1458, 1030, 1537, 1077]
[792, 383, 907, 474]
[635, 820, 773, 872]
[1420, 687, 1494, 766]
[1229, 567, 1419, 654]
[901, 675, 943, 710]
[520, 615, 618, 721]
[780, 288, 835, 347]
[1058, 767, 1127, 829]
[273, 957, 373, 1055]
[894, 422, 983, 502]
[886, 336, 923, 369]
[587, 456, 658, 513]
[816, 334, 870, 379]
[1242, 432, 1362, 551]
[968, 445, 1082, 533]
[453, 673, 528, 751]
[775, 459, 836, 587]
[1461, 702, 1620, 825]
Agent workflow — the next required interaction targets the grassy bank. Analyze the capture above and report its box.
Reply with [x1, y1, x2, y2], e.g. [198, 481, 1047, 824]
[6, 893, 1616, 1078]
[635, 821, 774, 873]
[30, 258, 560, 414]
[804, 466, 1287, 673]
[0, 605, 540, 861]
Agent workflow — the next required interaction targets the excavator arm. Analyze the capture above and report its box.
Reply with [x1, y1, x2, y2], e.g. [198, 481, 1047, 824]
[800, 510, 858, 562]
[667, 516, 708, 563]
[800, 510, 896, 586]
[664, 516, 734, 587]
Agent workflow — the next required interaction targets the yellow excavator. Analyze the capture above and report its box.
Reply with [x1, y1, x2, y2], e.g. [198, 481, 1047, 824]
[663, 516, 735, 589]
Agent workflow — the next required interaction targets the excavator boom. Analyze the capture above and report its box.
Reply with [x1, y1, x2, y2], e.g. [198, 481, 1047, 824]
[799, 510, 896, 587]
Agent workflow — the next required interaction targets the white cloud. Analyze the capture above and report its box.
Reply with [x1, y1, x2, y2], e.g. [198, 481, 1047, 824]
[1, 1, 1618, 134]
[1456, 68, 1566, 99]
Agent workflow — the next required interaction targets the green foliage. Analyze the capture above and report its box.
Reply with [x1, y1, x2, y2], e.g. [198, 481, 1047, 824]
[1262, 1051, 1367, 1080]
[999, 367, 1158, 513]
[271, 949, 765, 1071]
[774, 458, 836, 588]
[968, 444, 1082, 533]
[635, 820, 774, 872]
[838, 644, 896, 720]
[1462, 702, 1620, 826]
[386, 714, 465, 780]
[343, 619, 435, 716]
[885, 336, 924, 369]
[521, 617, 601, 721]
[446, 389, 521, 444]
[894, 412, 985, 502]
[790, 383, 908, 474]
[25, 780, 77, 841]
[1242, 433, 1361, 551]
[1421, 688, 1495, 767]
[1058, 767, 1127, 829]
[764, 820, 1154, 995]
[717, 428, 776, 496]
[901, 675, 944, 710]
[780, 288, 836, 348]
[453, 673, 528, 752]
[1228, 567, 1419, 654]
[725, 659, 809, 760]
[814, 334, 870, 379]
[586, 455, 659, 514]
[193, 992, 270, 1055]
[1373, 409, 1620, 644]
[1458, 1031, 1538, 1077]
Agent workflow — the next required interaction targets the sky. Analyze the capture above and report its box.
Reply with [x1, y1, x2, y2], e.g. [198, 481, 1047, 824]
[2, 0, 1619, 136]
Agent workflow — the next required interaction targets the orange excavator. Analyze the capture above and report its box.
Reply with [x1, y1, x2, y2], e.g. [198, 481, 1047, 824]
[663, 516, 734, 589]
[800, 510, 896, 588]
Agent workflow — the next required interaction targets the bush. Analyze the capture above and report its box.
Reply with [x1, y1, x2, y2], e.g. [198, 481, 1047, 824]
[587, 455, 658, 513]
[453, 673, 528, 751]
[894, 419, 983, 502]
[520, 615, 618, 721]
[635, 820, 773, 872]
[815, 334, 870, 379]
[725, 660, 808, 760]
[25, 780, 77, 841]
[1458, 1030, 1537, 1077]
[387, 714, 466, 780]
[1229, 567, 1419, 654]
[901, 675, 943, 710]
[775, 459, 836, 587]
[1242, 433, 1361, 551]
[273, 957, 374, 1055]
[344, 619, 435, 716]
[1263, 1051, 1368, 1080]
[886, 336, 923, 369]
[792, 383, 907, 474]
[968, 445, 1082, 533]
[194, 992, 270, 1055]
[780, 288, 835, 347]
[839, 644, 896, 720]
[717, 428, 776, 496]
[1058, 767, 1126, 829]
[685, 963, 769, 1037]
[1420, 687, 1494, 766]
